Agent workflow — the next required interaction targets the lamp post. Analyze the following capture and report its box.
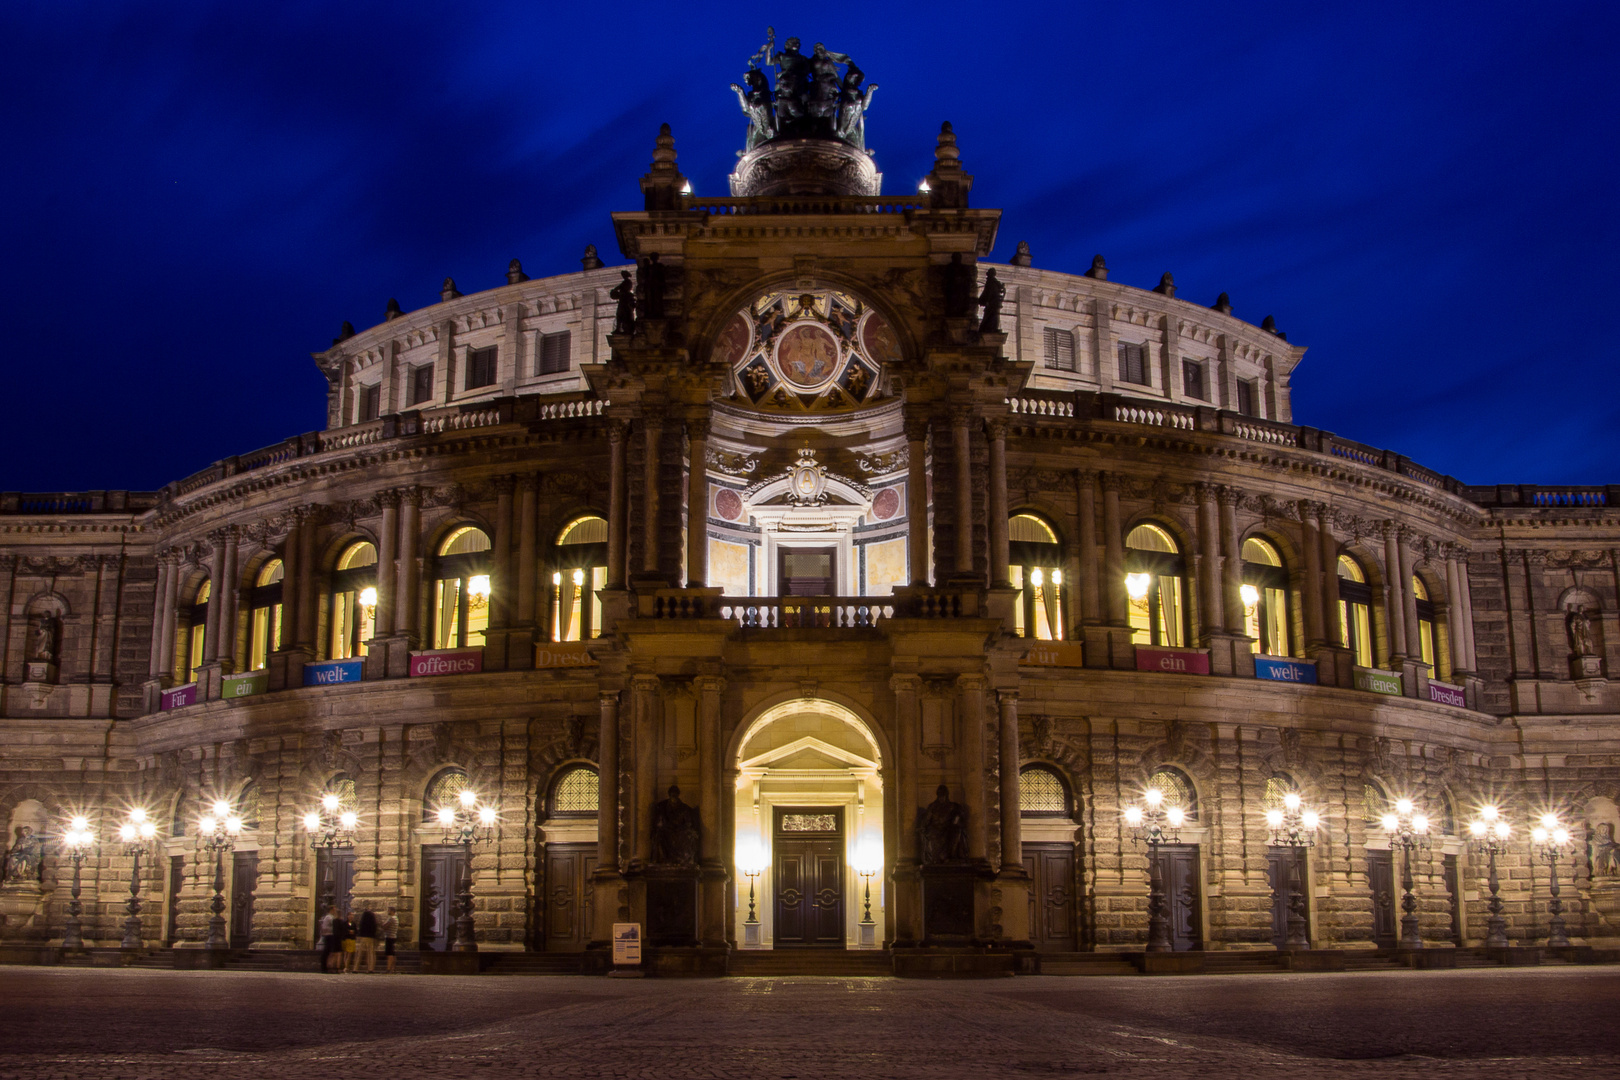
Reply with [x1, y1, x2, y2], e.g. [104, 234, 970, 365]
[116, 808, 158, 949]
[1380, 797, 1431, 950]
[435, 787, 497, 953]
[59, 815, 95, 950]
[1123, 785, 1186, 952]
[1530, 813, 1572, 948]
[197, 799, 243, 951]
[736, 838, 765, 947]
[1465, 805, 1512, 949]
[1264, 791, 1320, 950]
[854, 838, 882, 948]
[302, 794, 358, 914]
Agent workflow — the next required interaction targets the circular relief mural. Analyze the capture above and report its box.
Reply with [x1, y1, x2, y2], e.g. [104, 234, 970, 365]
[714, 488, 744, 522]
[872, 487, 901, 521]
[860, 310, 902, 367]
[712, 313, 752, 369]
[774, 323, 841, 389]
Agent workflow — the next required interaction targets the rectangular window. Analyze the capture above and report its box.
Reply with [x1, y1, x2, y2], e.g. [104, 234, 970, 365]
[537, 331, 571, 375]
[465, 346, 497, 390]
[1235, 378, 1257, 417]
[1042, 327, 1075, 372]
[357, 384, 381, 422]
[1181, 359, 1207, 401]
[408, 363, 435, 407]
[1117, 342, 1148, 386]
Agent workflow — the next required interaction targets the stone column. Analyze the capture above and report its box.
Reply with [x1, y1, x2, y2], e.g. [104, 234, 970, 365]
[642, 411, 663, 575]
[1298, 502, 1324, 646]
[994, 689, 1031, 945]
[205, 532, 228, 658]
[695, 675, 727, 947]
[374, 491, 399, 638]
[1196, 486, 1221, 640]
[593, 690, 626, 947]
[986, 417, 1010, 587]
[686, 417, 710, 588]
[1218, 487, 1245, 634]
[890, 674, 922, 945]
[1317, 506, 1341, 647]
[904, 414, 931, 585]
[956, 675, 989, 861]
[630, 675, 662, 865]
[606, 422, 628, 590]
[149, 556, 171, 678]
[952, 407, 975, 577]
[279, 522, 301, 655]
[1458, 552, 1478, 672]
[1102, 474, 1127, 626]
[296, 513, 317, 651]
[398, 490, 421, 642]
[215, 528, 240, 665]
[515, 476, 538, 624]
[1445, 551, 1468, 677]
[1077, 470, 1100, 626]
[1383, 521, 1408, 662]
[1399, 531, 1424, 670]
[490, 476, 514, 631]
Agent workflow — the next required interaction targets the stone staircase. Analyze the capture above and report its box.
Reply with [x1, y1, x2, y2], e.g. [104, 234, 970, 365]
[480, 952, 586, 976]
[1200, 950, 1290, 975]
[1036, 952, 1140, 976]
[728, 949, 893, 977]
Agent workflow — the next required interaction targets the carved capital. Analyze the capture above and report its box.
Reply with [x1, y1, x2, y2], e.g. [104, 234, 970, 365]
[630, 673, 662, 693]
[1216, 484, 1243, 508]
[955, 673, 989, 692]
[903, 416, 931, 444]
[1100, 471, 1126, 494]
[948, 405, 974, 430]
[889, 673, 922, 694]
[641, 404, 667, 429]
[686, 415, 712, 442]
[375, 488, 402, 510]
[983, 416, 1009, 441]
[693, 675, 726, 696]
[492, 474, 516, 496]
[608, 419, 631, 445]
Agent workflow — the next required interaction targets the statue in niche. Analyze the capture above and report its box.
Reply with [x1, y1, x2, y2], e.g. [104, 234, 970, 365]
[1592, 822, 1620, 877]
[916, 785, 969, 865]
[834, 64, 877, 150]
[2, 826, 45, 885]
[26, 613, 57, 665]
[1568, 607, 1598, 657]
[649, 785, 701, 867]
[943, 253, 974, 319]
[977, 269, 1006, 333]
[730, 69, 777, 150]
[636, 254, 667, 321]
[609, 271, 636, 335]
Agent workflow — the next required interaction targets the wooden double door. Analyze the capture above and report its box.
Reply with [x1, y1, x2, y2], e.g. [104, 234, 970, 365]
[543, 843, 598, 952]
[420, 844, 470, 952]
[315, 848, 356, 917]
[773, 807, 845, 947]
[1367, 850, 1397, 947]
[229, 852, 258, 949]
[1266, 846, 1309, 948]
[1022, 844, 1078, 952]
[1154, 844, 1202, 951]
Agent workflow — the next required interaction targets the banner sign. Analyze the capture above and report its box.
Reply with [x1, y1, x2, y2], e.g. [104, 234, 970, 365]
[612, 923, 642, 966]
[303, 658, 364, 686]
[1020, 641, 1086, 668]
[1135, 647, 1211, 676]
[1353, 667, 1403, 696]
[409, 648, 484, 678]
[160, 683, 197, 711]
[221, 670, 268, 699]
[1428, 680, 1467, 708]
[1254, 656, 1318, 685]
[534, 642, 599, 669]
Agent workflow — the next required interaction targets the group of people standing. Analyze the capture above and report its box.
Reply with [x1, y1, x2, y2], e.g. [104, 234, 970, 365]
[319, 903, 397, 973]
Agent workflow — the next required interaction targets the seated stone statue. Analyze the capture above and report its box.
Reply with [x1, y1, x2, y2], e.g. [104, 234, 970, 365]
[649, 784, 701, 867]
[1593, 822, 1620, 877]
[3, 825, 45, 885]
[916, 785, 969, 865]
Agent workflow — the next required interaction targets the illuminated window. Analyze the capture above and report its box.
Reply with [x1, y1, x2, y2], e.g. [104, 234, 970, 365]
[1125, 524, 1185, 647]
[1241, 537, 1290, 656]
[329, 542, 378, 659]
[327, 775, 358, 812]
[1146, 767, 1197, 819]
[423, 768, 469, 822]
[1262, 776, 1296, 814]
[1337, 555, 1374, 667]
[549, 766, 599, 817]
[1010, 513, 1064, 640]
[552, 516, 608, 642]
[1362, 783, 1387, 827]
[236, 782, 261, 830]
[247, 559, 284, 670]
[1019, 765, 1069, 816]
[186, 579, 211, 681]
[433, 527, 492, 649]
[1413, 575, 1443, 678]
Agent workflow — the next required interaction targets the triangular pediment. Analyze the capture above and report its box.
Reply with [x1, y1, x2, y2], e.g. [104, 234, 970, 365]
[738, 734, 877, 772]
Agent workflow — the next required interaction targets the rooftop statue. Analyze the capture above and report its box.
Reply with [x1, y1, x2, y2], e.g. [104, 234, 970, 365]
[734, 29, 874, 150]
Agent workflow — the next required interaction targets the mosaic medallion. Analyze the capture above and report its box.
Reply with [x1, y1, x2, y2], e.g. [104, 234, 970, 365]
[775, 323, 840, 389]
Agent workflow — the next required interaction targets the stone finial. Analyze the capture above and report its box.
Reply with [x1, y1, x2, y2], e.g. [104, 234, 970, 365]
[934, 121, 959, 164]
[1211, 292, 1233, 315]
[924, 121, 973, 209]
[653, 122, 677, 164]
[1011, 241, 1032, 268]
[1085, 255, 1108, 280]
[1154, 273, 1176, 297]
[332, 321, 355, 345]
[384, 298, 404, 321]
[441, 277, 462, 302]
[506, 259, 529, 285]
[641, 123, 687, 211]
[581, 244, 604, 271]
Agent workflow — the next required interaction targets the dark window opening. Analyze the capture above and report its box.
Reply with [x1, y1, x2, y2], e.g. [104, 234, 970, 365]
[1043, 328, 1075, 372]
[1182, 359, 1206, 401]
[408, 364, 435, 407]
[1235, 378, 1257, 417]
[465, 346, 497, 390]
[538, 331, 571, 375]
[358, 384, 381, 422]
[1117, 342, 1148, 386]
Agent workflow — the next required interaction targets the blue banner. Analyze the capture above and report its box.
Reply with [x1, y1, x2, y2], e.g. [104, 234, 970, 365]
[303, 658, 364, 686]
[1255, 656, 1317, 684]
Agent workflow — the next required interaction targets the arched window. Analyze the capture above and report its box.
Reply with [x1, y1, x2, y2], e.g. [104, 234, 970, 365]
[1262, 776, 1296, 814]
[186, 579, 211, 681]
[1009, 514, 1064, 640]
[1241, 537, 1290, 656]
[1125, 524, 1185, 647]
[549, 765, 600, 817]
[434, 527, 491, 649]
[327, 774, 358, 812]
[1362, 782, 1387, 827]
[1146, 766, 1197, 820]
[1438, 791, 1457, 836]
[330, 541, 378, 660]
[237, 782, 261, 831]
[1337, 554, 1374, 667]
[1019, 765, 1070, 817]
[1412, 575, 1442, 678]
[423, 768, 470, 822]
[247, 559, 284, 671]
[552, 516, 608, 642]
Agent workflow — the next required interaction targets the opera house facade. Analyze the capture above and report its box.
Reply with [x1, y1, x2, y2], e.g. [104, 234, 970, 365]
[3, 50, 1618, 975]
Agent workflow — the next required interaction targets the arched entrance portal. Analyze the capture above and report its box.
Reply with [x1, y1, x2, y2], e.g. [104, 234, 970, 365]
[733, 699, 884, 950]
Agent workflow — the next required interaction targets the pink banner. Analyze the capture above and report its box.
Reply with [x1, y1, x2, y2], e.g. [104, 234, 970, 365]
[1428, 680, 1466, 708]
[408, 648, 484, 678]
[1134, 647, 1211, 676]
[160, 683, 198, 710]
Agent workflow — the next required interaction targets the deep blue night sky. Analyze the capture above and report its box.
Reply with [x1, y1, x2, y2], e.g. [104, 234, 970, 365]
[3, 1, 1616, 492]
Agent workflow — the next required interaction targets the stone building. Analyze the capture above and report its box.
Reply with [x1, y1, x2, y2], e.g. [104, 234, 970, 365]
[2, 53, 1619, 973]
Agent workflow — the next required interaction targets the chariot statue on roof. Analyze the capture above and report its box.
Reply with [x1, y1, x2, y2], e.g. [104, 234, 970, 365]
[732, 29, 876, 151]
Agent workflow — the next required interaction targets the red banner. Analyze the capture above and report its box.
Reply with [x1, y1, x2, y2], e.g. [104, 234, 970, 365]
[408, 648, 484, 678]
[1134, 647, 1211, 676]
